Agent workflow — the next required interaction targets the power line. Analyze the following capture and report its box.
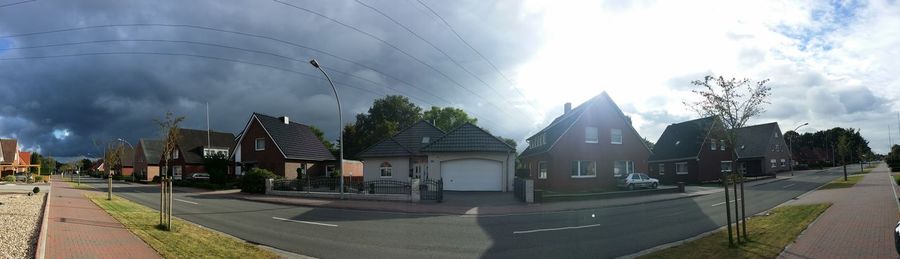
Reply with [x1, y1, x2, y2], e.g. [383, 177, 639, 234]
[416, 0, 536, 111]
[273, 0, 513, 114]
[0, 23, 449, 106]
[2, 39, 404, 98]
[353, 0, 531, 112]
[0, 0, 35, 8]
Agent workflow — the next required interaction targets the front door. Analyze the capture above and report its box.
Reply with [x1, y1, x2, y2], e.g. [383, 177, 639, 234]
[413, 163, 427, 179]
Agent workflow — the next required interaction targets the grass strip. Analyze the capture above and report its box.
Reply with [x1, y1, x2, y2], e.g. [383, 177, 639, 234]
[88, 194, 278, 259]
[819, 174, 865, 190]
[640, 203, 830, 259]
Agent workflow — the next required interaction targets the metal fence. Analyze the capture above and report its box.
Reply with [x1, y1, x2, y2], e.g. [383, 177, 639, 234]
[420, 179, 443, 202]
[513, 178, 526, 202]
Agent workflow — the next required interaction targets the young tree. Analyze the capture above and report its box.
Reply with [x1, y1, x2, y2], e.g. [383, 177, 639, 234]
[155, 112, 184, 231]
[423, 106, 477, 131]
[684, 75, 771, 246]
[837, 132, 851, 181]
[104, 142, 124, 200]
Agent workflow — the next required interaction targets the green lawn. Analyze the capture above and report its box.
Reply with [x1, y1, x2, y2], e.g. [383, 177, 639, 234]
[819, 174, 865, 190]
[893, 174, 900, 186]
[640, 204, 831, 259]
[88, 194, 279, 259]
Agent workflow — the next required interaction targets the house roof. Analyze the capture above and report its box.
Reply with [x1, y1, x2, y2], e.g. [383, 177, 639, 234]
[734, 122, 781, 159]
[421, 123, 514, 153]
[357, 120, 445, 158]
[649, 117, 718, 161]
[252, 113, 336, 161]
[139, 139, 164, 165]
[520, 92, 650, 157]
[176, 128, 236, 164]
[17, 151, 31, 165]
[0, 139, 17, 165]
[120, 147, 135, 167]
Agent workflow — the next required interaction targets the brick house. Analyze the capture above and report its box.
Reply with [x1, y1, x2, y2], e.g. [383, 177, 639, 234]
[162, 128, 236, 180]
[133, 139, 164, 182]
[358, 121, 515, 191]
[648, 117, 735, 184]
[520, 92, 652, 192]
[232, 113, 335, 179]
[734, 122, 790, 176]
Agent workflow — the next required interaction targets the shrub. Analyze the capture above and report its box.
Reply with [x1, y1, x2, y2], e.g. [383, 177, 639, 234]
[151, 176, 161, 183]
[32, 187, 40, 193]
[34, 175, 44, 182]
[3, 175, 15, 182]
[241, 168, 278, 193]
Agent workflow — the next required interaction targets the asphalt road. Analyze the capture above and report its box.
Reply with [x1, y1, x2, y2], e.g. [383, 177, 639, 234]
[79, 166, 858, 259]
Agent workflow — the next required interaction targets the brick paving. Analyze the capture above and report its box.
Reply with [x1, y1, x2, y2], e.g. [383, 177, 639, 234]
[46, 180, 160, 259]
[780, 163, 899, 259]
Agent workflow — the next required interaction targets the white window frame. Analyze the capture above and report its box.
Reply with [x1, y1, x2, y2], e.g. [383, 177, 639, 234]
[771, 159, 777, 168]
[675, 162, 688, 175]
[173, 149, 180, 159]
[585, 127, 599, 143]
[172, 166, 182, 179]
[571, 160, 597, 178]
[721, 161, 732, 173]
[613, 160, 634, 178]
[255, 138, 265, 151]
[710, 139, 717, 150]
[538, 161, 548, 179]
[380, 162, 393, 178]
[720, 140, 726, 151]
[658, 163, 665, 175]
[780, 159, 786, 167]
[610, 129, 623, 144]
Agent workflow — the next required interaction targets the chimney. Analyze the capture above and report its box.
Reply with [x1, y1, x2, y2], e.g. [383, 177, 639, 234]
[279, 116, 290, 125]
[564, 102, 572, 114]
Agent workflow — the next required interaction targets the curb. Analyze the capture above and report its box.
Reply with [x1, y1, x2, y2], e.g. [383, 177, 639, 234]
[34, 189, 51, 259]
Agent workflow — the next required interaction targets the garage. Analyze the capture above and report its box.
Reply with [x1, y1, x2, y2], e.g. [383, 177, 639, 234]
[441, 159, 502, 191]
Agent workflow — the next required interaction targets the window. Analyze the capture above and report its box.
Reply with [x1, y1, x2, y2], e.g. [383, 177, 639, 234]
[422, 137, 430, 143]
[585, 127, 599, 143]
[172, 166, 182, 179]
[570, 160, 596, 178]
[255, 138, 265, 151]
[538, 161, 548, 179]
[771, 159, 777, 168]
[529, 134, 547, 148]
[774, 144, 781, 152]
[658, 164, 665, 175]
[675, 162, 688, 175]
[631, 174, 640, 180]
[379, 162, 392, 178]
[710, 139, 717, 150]
[720, 140, 726, 151]
[610, 129, 623, 144]
[614, 160, 634, 178]
[780, 159, 786, 167]
[721, 161, 732, 172]
[640, 174, 649, 180]
[172, 149, 179, 159]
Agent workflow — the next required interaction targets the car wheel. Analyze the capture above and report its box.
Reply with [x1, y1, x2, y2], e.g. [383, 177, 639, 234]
[652, 183, 658, 189]
[627, 184, 634, 191]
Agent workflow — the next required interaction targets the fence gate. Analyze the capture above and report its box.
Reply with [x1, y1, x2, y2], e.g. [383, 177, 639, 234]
[420, 179, 443, 202]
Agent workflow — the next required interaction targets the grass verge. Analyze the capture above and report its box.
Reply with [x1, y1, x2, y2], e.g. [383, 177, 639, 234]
[87, 194, 278, 259]
[893, 174, 900, 186]
[640, 203, 831, 259]
[819, 174, 865, 190]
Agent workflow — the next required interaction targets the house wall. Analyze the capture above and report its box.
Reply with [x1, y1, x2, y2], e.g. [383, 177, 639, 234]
[762, 129, 791, 175]
[121, 167, 134, 176]
[237, 118, 288, 177]
[426, 152, 515, 192]
[362, 157, 410, 182]
[524, 98, 651, 192]
[696, 139, 735, 183]
[146, 165, 159, 181]
[649, 159, 698, 184]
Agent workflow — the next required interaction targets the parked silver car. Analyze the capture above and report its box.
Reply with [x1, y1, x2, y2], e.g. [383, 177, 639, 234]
[616, 173, 659, 190]
[14, 173, 33, 182]
[191, 173, 210, 180]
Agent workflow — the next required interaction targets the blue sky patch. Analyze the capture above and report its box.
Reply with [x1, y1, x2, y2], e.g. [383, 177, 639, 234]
[778, 0, 866, 51]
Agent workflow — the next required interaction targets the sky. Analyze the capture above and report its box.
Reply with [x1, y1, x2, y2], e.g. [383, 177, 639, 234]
[0, 0, 898, 159]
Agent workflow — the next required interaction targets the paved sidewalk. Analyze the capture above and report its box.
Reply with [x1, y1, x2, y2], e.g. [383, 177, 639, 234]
[780, 163, 898, 259]
[46, 180, 160, 259]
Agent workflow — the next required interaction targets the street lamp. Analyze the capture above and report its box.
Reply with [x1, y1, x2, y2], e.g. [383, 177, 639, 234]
[309, 59, 344, 199]
[789, 122, 808, 176]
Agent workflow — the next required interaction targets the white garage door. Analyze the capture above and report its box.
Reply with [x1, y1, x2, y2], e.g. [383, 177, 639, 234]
[441, 159, 502, 191]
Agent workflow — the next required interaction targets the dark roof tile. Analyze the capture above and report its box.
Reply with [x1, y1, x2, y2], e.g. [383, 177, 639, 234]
[421, 123, 514, 153]
[254, 113, 336, 161]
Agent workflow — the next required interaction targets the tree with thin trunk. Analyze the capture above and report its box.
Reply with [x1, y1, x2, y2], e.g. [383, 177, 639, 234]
[155, 112, 184, 231]
[838, 132, 851, 181]
[104, 142, 124, 200]
[684, 75, 772, 246]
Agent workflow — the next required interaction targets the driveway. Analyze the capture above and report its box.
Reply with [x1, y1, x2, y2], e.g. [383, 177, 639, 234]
[440, 191, 522, 207]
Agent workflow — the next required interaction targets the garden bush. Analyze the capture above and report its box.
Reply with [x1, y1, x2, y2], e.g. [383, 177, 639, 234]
[3, 175, 15, 182]
[34, 175, 44, 182]
[32, 187, 40, 193]
[241, 168, 278, 193]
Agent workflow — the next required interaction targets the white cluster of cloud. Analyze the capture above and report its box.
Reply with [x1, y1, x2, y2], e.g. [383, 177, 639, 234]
[516, 0, 899, 153]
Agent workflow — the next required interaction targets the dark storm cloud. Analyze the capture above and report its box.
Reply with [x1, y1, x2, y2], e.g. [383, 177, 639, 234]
[0, 0, 545, 156]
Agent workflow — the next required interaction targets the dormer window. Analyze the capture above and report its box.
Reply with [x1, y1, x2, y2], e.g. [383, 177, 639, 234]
[422, 137, 430, 144]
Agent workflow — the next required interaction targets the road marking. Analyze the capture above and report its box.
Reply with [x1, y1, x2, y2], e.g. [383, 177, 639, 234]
[513, 223, 603, 234]
[174, 198, 198, 205]
[782, 183, 796, 188]
[711, 199, 741, 207]
[272, 217, 338, 227]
